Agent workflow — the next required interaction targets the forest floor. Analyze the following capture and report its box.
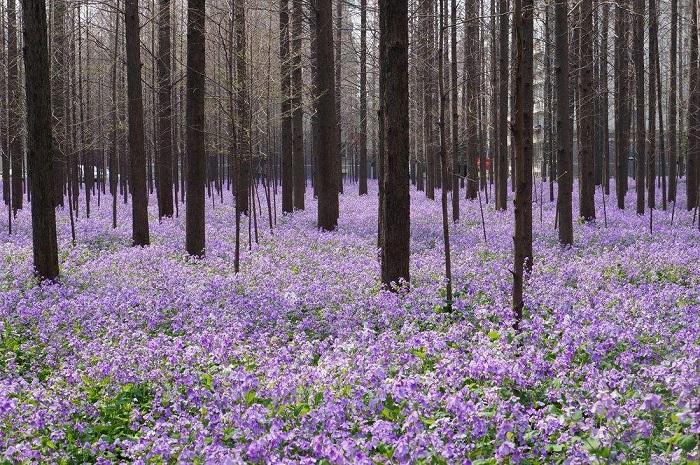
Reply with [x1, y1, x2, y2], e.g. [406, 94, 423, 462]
[0, 179, 698, 464]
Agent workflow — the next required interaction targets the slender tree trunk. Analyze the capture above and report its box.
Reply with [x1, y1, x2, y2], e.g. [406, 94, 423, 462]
[185, 0, 205, 255]
[648, 0, 657, 210]
[496, 0, 508, 210]
[601, 2, 610, 195]
[556, 0, 573, 244]
[688, 0, 699, 211]
[22, 0, 59, 280]
[378, 0, 410, 287]
[579, 0, 595, 220]
[234, 0, 250, 220]
[669, 0, 678, 202]
[335, 0, 343, 193]
[50, 0, 65, 208]
[280, 0, 293, 213]
[614, 0, 630, 209]
[291, 0, 305, 209]
[450, 0, 459, 219]
[465, 0, 478, 200]
[513, 0, 534, 324]
[157, 0, 173, 217]
[359, 0, 368, 196]
[7, 0, 22, 214]
[423, 0, 435, 200]
[316, 0, 339, 230]
[633, 0, 645, 214]
[125, 0, 150, 246]
[111, 0, 120, 228]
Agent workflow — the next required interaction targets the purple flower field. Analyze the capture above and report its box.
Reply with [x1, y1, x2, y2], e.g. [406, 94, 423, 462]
[0, 180, 698, 464]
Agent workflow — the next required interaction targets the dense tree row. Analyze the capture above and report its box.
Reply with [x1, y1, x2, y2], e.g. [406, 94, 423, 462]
[5, 0, 700, 316]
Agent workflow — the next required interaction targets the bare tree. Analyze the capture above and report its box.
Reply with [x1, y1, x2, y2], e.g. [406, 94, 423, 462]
[125, 0, 150, 246]
[22, 0, 59, 280]
[185, 0, 205, 255]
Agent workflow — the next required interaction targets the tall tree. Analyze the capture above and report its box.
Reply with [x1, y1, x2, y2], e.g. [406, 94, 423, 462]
[687, 0, 699, 211]
[512, 0, 534, 322]
[280, 0, 293, 213]
[647, 0, 657, 210]
[614, 0, 630, 209]
[51, 0, 66, 208]
[578, 0, 595, 220]
[669, 0, 678, 202]
[633, 0, 645, 214]
[495, 0, 508, 210]
[316, 0, 339, 230]
[234, 0, 250, 220]
[157, 0, 174, 217]
[422, 0, 436, 200]
[600, 2, 610, 195]
[291, 0, 305, 209]
[359, 0, 368, 196]
[379, 0, 410, 287]
[465, 0, 478, 201]
[125, 0, 150, 246]
[7, 0, 22, 214]
[335, 0, 343, 193]
[185, 0, 205, 255]
[22, 0, 59, 280]
[450, 0, 459, 220]
[556, 0, 573, 244]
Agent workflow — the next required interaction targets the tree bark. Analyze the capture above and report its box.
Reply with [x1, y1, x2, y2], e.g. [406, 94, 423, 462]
[379, 0, 410, 288]
[157, 0, 174, 217]
[7, 0, 22, 214]
[556, 0, 573, 244]
[125, 0, 150, 246]
[316, 0, 339, 230]
[359, 0, 368, 196]
[513, 0, 534, 323]
[291, 0, 305, 209]
[633, 0, 645, 214]
[280, 0, 293, 213]
[669, 0, 678, 202]
[185, 0, 205, 255]
[495, 0, 508, 210]
[579, 0, 595, 220]
[22, 0, 59, 280]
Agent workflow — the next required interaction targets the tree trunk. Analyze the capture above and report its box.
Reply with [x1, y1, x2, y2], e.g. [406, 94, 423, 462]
[669, 0, 678, 202]
[185, 0, 205, 254]
[22, 0, 59, 280]
[280, 0, 293, 213]
[450, 0, 459, 219]
[495, 0, 508, 210]
[378, 0, 410, 287]
[465, 0, 478, 200]
[688, 0, 699, 211]
[359, 0, 368, 196]
[7, 0, 22, 214]
[614, 0, 630, 209]
[512, 0, 534, 324]
[157, 0, 173, 217]
[579, 0, 595, 220]
[291, 0, 305, 209]
[125, 0, 150, 246]
[633, 0, 645, 214]
[647, 0, 657, 210]
[335, 0, 343, 193]
[234, 0, 250, 219]
[316, 0, 339, 230]
[556, 0, 573, 244]
[423, 0, 435, 200]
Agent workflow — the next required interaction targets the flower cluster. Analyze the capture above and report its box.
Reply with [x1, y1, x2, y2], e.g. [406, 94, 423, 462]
[0, 180, 697, 464]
